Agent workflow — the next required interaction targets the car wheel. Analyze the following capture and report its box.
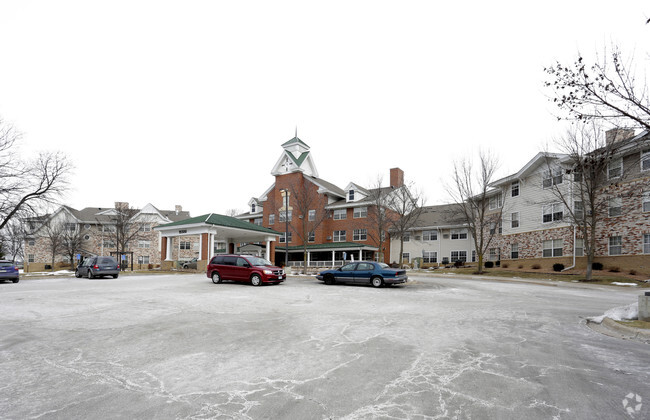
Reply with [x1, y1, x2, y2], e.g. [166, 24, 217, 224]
[75, 270, 81, 278]
[371, 276, 384, 288]
[12, 278, 19, 283]
[324, 275, 335, 285]
[87, 270, 94, 279]
[211, 272, 222, 284]
[113, 274, 119, 279]
[250, 274, 262, 286]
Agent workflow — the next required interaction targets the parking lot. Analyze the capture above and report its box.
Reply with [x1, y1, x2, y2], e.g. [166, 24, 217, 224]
[1, 273, 649, 419]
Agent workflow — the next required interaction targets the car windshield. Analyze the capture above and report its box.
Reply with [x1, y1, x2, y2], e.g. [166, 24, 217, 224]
[247, 257, 273, 266]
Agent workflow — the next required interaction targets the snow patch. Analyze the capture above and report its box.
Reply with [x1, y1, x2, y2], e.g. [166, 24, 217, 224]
[588, 302, 638, 324]
[611, 282, 637, 286]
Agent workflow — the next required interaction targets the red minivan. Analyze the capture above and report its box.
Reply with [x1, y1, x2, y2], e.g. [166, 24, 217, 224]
[207, 254, 285, 286]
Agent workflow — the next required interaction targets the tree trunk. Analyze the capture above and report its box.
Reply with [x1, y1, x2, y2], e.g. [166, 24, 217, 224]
[477, 253, 484, 274]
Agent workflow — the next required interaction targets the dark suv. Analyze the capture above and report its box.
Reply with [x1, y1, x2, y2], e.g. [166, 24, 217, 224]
[207, 255, 285, 286]
[76, 256, 120, 279]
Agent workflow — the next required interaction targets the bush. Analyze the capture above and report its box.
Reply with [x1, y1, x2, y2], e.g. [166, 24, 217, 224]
[592, 262, 603, 271]
[518, 264, 523, 269]
[484, 261, 494, 268]
[608, 266, 620, 273]
[501, 263, 509, 268]
[454, 260, 464, 268]
[630, 269, 637, 276]
[553, 263, 565, 272]
[531, 264, 541, 270]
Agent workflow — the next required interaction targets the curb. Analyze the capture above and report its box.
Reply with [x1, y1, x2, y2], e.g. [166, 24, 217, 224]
[588, 317, 650, 344]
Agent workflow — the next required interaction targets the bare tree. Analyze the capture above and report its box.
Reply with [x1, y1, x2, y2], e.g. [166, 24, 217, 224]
[0, 118, 71, 231]
[385, 181, 425, 266]
[0, 219, 25, 262]
[101, 203, 149, 266]
[226, 208, 242, 217]
[544, 123, 640, 281]
[43, 220, 65, 271]
[544, 46, 650, 131]
[447, 151, 503, 274]
[61, 224, 86, 270]
[285, 177, 330, 271]
[365, 176, 393, 263]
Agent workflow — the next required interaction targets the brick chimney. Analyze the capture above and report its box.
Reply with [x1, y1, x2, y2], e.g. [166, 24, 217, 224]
[175, 205, 182, 215]
[390, 168, 404, 188]
[606, 128, 635, 145]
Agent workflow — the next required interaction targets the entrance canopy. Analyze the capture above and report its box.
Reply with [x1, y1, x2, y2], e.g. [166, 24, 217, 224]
[154, 213, 281, 263]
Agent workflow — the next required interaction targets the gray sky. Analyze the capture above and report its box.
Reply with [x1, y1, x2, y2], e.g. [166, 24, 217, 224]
[1, 1, 648, 216]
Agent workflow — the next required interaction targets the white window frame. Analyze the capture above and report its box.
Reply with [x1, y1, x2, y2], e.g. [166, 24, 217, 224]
[510, 243, 519, 259]
[308, 210, 315, 221]
[180, 241, 191, 250]
[138, 255, 150, 264]
[542, 203, 563, 223]
[333, 209, 347, 220]
[450, 250, 467, 262]
[402, 232, 410, 242]
[644, 234, 650, 254]
[348, 189, 355, 201]
[511, 212, 519, 228]
[423, 230, 437, 241]
[279, 210, 292, 222]
[575, 238, 584, 257]
[511, 181, 519, 197]
[608, 157, 622, 179]
[423, 251, 437, 263]
[353, 229, 367, 241]
[608, 236, 622, 255]
[642, 150, 650, 172]
[269, 214, 275, 225]
[543, 168, 563, 188]
[643, 193, 650, 213]
[333, 230, 346, 242]
[451, 229, 468, 240]
[279, 231, 292, 243]
[308, 231, 315, 242]
[138, 240, 151, 249]
[542, 239, 563, 257]
[353, 207, 367, 218]
[489, 193, 503, 210]
[608, 197, 622, 217]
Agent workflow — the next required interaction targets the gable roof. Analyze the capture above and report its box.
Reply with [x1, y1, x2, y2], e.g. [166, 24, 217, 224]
[157, 213, 281, 235]
[281, 136, 309, 149]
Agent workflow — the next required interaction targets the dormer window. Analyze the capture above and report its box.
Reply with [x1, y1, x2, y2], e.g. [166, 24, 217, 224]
[251, 203, 256, 213]
[348, 189, 355, 201]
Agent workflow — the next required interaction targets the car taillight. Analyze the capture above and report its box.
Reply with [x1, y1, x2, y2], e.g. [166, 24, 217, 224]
[93, 265, 99, 269]
[13, 267, 19, 272]
[117, 265, 120, 269]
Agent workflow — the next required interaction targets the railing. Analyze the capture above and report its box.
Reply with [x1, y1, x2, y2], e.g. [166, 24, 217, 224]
[288, 260, 346, 268]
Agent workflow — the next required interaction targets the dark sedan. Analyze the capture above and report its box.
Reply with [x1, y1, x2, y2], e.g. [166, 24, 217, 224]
[0, 260, 19, 283]
[75, 256, 120, 279]
[316, 261, 407, 288]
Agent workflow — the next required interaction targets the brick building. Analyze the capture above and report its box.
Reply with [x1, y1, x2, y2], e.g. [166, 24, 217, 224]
[236, 136, 406, 267]
[23, 203, 191, 272]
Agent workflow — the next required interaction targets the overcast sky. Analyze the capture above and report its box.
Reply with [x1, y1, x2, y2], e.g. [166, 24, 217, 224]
[1, 1, 649, 217]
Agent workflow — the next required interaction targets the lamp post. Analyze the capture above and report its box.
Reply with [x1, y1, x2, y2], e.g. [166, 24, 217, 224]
[279, 188, 289, 268]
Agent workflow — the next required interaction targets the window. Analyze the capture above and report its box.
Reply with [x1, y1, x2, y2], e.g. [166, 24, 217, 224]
[138, 240, 151, 249]
[511, 181, 519, 197]
[308, 210, 315, 221]
[333, 209, 347, 220]
[348, 189, 355, 201]
[511, 243, 519, 259]
[269, 214, 275, 225]
[450, 251, 467, 262]
[451, 229, 467, 240]
[251, 203, 256, 213]
[643, 193, 650, 213]
[402, 233, 410, 242]
[333, 230, 346, 242]
[488, 248, 497, 260]
[353, 207, 367, 218]
[28, 254, 35, 263]
[644, 234, 650, 254]
[642, 150, 650, 171]
[84, 235, 90, 240]
[282, 194, 290, 208]
[308, 231, 315, 242]
[28, 240, 35, 246]
[138, 256, 150, 264]
[280, 231, 292, 243]
[139, 224, 151, 232]
[490, 222, 497, 235]
[423, 251, 437, 263]
[543, 168, 563, 188]
[423, 230, 437, 241]
[609, 236, 622, 255]
[402, 253, 410, 263]
[542, 203, 563, 223]
[254, 218, 263, 226]
[574, 201, 584, 220]
[608, 157, 622, 179]
[103, 225, 116, 233]
[575, 238, 584, 257]
[489, 193, 503, 210]
[608, 197, 622, 217]
[180, 241, 191, 250]
[65, 223, 76, 232]
[279, 210, 292, 222]
[103, 240, 115, 248]
[353, 229, 367, 241]
[542, 239, 563, 257]
[511, 212, 519, 228]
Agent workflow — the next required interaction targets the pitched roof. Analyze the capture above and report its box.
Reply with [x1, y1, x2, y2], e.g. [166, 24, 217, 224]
[281, 136, 309, 149]
[157, 213, 281, 235]
[410, 203, 468, 228]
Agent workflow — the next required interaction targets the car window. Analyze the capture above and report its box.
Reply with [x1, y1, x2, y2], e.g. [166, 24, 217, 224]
[340, 263, 357, 271]
[98, 258, 115, 265]
[212, 256, 225, 264]
[248, 256, 272, 266]
[357, 263, 373, 271]
[0, 261, 13, 267]
[223, 256, 237, 266]
[236, 258, 248, 267]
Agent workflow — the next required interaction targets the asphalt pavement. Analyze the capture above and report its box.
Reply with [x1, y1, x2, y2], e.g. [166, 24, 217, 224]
[1, 273, 648, 419]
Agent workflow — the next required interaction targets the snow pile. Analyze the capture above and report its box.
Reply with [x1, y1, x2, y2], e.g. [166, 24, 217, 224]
[611, 282, 637, 286]
[588, 302, 638, 324]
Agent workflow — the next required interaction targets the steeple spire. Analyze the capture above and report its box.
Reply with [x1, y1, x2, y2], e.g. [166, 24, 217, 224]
[295, 126, 298, 139]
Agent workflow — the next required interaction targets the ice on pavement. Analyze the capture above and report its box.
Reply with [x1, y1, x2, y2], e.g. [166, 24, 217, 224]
[588, 302, 638, 323]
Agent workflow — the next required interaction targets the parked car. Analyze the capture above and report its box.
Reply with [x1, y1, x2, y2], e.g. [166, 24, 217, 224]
[207, 254, 285, 286]
[181, 258, 198, 269]
[0, 260, 19, 283]
[75, 256, 120, 279]
[316, 261, 408, 288]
